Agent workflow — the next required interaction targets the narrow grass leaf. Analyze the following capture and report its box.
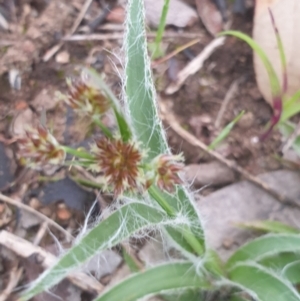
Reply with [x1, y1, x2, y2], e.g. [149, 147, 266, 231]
[236, 220, 300, 234]
[226, 234, 300, 269]
[279, 122, 300, 155]
[281, 90, 300, 122]
[20, 202, 169, 301]
[149, 0, 170, 59]
[229, 262, 300, 301]
[220, 31, 281, 98]
[208, 111, 244, 150]
[94, 262, 211, 301]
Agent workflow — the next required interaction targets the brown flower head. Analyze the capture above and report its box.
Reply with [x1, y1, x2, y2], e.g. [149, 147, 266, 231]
[151, 154, 184, 193]
[91, 137, 144, 196]
[64, 79, 110, 117]
[18, 125, 65, 169]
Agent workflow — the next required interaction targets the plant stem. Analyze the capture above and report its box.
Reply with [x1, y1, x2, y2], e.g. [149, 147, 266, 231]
[62, 146, 94, 160]
[148, 186, 204, 256]
[72, 177, 103, 189]
[148, 186, 176, 217]
[92, 116, 113, 138]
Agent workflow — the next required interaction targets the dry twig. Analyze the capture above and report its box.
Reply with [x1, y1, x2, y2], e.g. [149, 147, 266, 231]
[165, 36, 226, 95]
[64, 31, 204, 42]
[160, 102, 300, 209]
[0, 230, 104, 294]
[0, 264, 23, 301]
[43, 0, 94, 61]
[215, 79, 241, 128]
[0, 192, 73, 240]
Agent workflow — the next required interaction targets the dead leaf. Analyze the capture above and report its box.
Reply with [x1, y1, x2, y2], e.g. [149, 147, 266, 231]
[253, 0, 300, 105]
[10, 108, 34, 137]
[195, 0, 223, 36]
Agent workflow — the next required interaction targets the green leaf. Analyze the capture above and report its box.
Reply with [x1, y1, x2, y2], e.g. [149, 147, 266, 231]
[94, 262, 211, 301]
[281, 90, 300, 122]
[122, 246, 141, 273]
[208, 111, 245, 150]
[220, 31, 281, 98]
[282, 260, 300, 284]
[124, 0, 205, 258]
[229, 295, 251, 301]
[260, 253, 300, 284]
[84, 68, 132, 142]
[20, 202, 169, 301]
[125, 0, 169, 158]
[149, 186, 205, 256]
[236, 220, 300, 234]
[229, 262, 300, 301]
[161, 289, 205, 301]
[279, 122, 300, 155]
[226, 234, 300, 269]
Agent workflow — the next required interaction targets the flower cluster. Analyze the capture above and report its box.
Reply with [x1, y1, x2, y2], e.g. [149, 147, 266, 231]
[150, 154, 184, 192]
[91, 137, 144, 196]
[90, 137, 183, 196]
[64, 79, 111, 117]
[17, 126, 65, 169]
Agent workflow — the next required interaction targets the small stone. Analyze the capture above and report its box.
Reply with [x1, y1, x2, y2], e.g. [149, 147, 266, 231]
[184, 161, 236, 187]
[222, 238, 234, 249]
[29, 197, 42, 210]
[56, 203, 72, 221]
[238, 112, 254, 129]
[55, 51, 70, 64]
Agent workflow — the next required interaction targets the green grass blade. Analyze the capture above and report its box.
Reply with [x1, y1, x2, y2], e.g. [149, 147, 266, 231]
[279, 122, 300, 155]
[94, 262, 211, 301]
[226, 234, 300, 269]
[236, 220, 300, 234]
[229, 262, 300, 301]
[84, 68, 132, 141]
[20, 202, 169, 301]
[208, 111, 244, 150]
[149, 0, 170, 59]
[220, 31, 281, 98]
[125, 0, 168, 158]
[281, 90, 300, 122]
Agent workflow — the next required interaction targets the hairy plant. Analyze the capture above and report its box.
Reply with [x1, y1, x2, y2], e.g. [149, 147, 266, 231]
[18, 2, 300, 301]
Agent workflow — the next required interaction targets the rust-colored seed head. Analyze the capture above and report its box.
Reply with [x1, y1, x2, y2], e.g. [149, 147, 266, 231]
[18, 125, 65, 169]
[91, 137, 143, 196]
[65, 80, 110, 116]
[152, 154, 184, 193]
